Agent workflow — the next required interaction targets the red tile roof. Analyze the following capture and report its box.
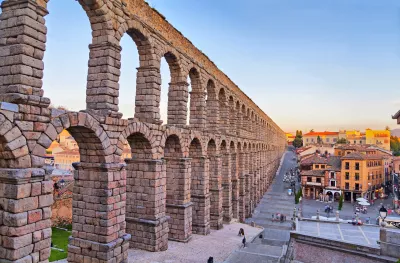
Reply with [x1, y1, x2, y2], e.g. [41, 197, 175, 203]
[303, 131, 339, 136]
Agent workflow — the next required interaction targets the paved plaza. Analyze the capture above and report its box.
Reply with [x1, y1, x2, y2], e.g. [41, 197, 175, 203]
[127, 222, 262, 263]
[297, 221, 383, 247]
[299, 193, 399, 223]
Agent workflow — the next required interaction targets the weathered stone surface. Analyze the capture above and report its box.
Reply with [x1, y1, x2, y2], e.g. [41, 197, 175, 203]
[0, 1, 286, 263]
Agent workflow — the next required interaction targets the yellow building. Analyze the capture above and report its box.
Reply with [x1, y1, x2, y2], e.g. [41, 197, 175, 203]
[340, 152, 384, 202]
[285, 133, 295, 144]
[303, 131, 339, 146]
[345, 130, 366, 145]
[365, 129, 390, 151]
[54, 150, 80, 170]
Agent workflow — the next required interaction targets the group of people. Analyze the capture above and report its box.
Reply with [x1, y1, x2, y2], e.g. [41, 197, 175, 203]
[272, 213, 287, 222]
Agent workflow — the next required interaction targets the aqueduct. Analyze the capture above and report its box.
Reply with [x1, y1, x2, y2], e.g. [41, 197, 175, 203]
[0, 0, 286, 262]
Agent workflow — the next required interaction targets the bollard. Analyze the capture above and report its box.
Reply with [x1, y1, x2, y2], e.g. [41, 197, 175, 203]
[316, 209, 320, 220]
[335, 210, 339, 221]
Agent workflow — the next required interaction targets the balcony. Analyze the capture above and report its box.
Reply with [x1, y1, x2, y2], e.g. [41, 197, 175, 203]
[306, 182, 322, 186]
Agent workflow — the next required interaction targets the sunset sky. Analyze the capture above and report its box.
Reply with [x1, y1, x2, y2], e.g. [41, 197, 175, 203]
[39, 0, 400, 133]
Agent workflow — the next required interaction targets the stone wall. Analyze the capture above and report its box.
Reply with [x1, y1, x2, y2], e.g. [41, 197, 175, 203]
[0, 0, 287, 262]
[286, 231, 398, 263]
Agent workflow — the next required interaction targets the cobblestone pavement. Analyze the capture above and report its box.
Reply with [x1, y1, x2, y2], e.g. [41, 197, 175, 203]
[127, 222, 262, 263]
[299, 191, 399, 223]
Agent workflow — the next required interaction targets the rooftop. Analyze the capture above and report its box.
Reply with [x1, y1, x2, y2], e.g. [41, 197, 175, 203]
[303, 131, 339, 136]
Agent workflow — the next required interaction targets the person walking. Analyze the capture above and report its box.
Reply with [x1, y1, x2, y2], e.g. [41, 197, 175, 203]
[242, 236, 246, 248]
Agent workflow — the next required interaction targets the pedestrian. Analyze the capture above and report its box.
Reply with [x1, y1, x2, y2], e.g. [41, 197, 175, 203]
[207, 257, 214, 263]
[238, 228, 244, 236]
[242, 236, 246, 248]
[272, 214, 275, 221]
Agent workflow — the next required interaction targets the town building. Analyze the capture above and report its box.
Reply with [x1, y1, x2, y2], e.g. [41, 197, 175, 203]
[300, 154, 342, 200]
[340, 152, 385, 202]
[285, 133, 295, 144]
[53, 149, 80, 170]
[365, 128, 390, 151]
[303, 131, 339, 146]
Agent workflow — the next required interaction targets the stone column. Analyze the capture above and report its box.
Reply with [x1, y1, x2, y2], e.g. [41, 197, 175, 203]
[125, 159, 168, 251]
[222, 152, 232, 223]
[68, 162, 130, 263]
[0, 168, 53, 263]
[165, 158, 192, 242]
[231, 152, 239, 220]
[191, 156, 211, 235]
[189, 91, 206, 130]
[167, 81, 189, 126]
[86, 42, 123, 117]
[0, 0, 50, 108]
[245, 174, 252, 217]
[219, 101, 229, 134]
[238, 174, 246, 222]
[134, 66, 163, 124]
[209, 155, 223, 229]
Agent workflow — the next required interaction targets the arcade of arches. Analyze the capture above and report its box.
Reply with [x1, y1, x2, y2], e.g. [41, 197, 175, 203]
[0, 0, 286, 262]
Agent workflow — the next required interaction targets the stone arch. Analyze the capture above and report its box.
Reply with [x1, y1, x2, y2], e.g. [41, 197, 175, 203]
[162, 128, 188, 157]
[38, 112, 113, 165]
[206, 79, 219, 131]
[122, 121, 158, 158]
[218, 88, 228, 133]
[188, 67, 206, 128]
[0, 113, 29, 168]
[158, 49, 187, 126]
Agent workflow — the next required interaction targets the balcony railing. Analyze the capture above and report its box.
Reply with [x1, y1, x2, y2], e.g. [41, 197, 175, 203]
[306, 182, 322, 186]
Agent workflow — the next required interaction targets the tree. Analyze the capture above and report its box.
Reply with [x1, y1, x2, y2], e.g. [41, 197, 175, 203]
[390, 136, 400, 156]
[338, 195, 344, 211]
[310, 129, 314, 133]
[337, 138, 348, 144]
[385, 126, 390, 131]
[317, 135, 322, 144]
[293, 136, 303, 148]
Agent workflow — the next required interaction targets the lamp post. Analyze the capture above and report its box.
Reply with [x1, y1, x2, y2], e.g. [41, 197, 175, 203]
[368, 182, 372, 200]
[379, 205, 388, 228]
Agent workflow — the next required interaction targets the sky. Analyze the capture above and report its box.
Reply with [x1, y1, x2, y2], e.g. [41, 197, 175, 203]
[28, 0, 400, 133]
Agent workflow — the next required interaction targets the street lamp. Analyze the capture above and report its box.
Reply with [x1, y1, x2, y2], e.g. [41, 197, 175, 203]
[379, 205, 388, 227]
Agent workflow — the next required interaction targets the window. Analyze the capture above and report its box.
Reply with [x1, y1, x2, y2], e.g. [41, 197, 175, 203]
[345, 172, 349, 180]
[321, 165, 325, 169]
[307, 177, 312, 182]
[355, 162, 359, 170]
[345, 162, 349, 169]
[345, 182, 350, 190]
[306, 138, 309, 142]
[316, 178, 321, 183]
[333, 138, 337, 142]
[354, 140, 356, 144]
[355, 173, 359, 181]
[315, 165, 320, 168]
[330, 172, 335, 179]
[330, 180, 336, 187]
[355, 183, 360, 191]
[360, 140, 362, 144]
[326, 138, 330, 142]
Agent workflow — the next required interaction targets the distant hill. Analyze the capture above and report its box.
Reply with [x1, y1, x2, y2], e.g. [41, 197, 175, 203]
[391, 129, 400, 137]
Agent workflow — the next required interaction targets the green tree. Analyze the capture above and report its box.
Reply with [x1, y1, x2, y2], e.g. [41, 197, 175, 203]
[390, 136, 400, 156]
[338, 195, 344, 210]
[337, 138, 348, 144]
[293, 137, 303, 148]
[317, 135, 322, 144]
